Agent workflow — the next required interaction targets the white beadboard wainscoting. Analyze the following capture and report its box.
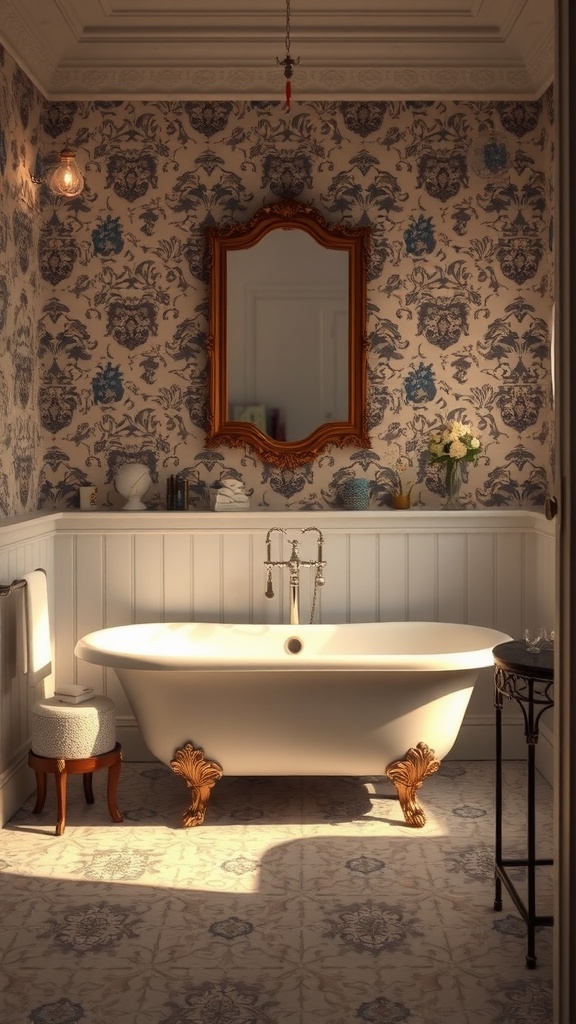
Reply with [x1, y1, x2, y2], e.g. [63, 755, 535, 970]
[0, 515, 55, 825]
[0, 509, 555, 825]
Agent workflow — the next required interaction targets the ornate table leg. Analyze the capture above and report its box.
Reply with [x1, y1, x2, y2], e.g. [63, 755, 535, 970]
[385, 742, 441, 827]
[492, 648, 554, 969]
[170, 742, 223, 827]
[494, 679, 504, 913]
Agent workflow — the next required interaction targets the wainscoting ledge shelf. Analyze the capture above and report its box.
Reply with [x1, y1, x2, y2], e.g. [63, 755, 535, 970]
[35, 508, 553, 534]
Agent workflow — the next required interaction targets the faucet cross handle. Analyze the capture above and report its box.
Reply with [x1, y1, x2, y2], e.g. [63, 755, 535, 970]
[302, 525, 324, 563]
[265, 526, 286, 561]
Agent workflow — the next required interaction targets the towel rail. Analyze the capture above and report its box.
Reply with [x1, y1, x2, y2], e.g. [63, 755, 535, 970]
[0, 569, 46, 599]
[0, 578, 27, 598]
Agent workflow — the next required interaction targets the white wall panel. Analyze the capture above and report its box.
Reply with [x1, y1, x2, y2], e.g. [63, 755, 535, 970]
[318, 530, 348, 622]
[75, 533, 105, 692]
[134, 534, 164, 623]
[534, 527, 556, 634]
[495, 532, 524, 638]
[104, 532, 134, 627]
[53, 532, 76, 691]
[437, 532, 467, 623]
[348, 533, 379, 622]
[191, 532, 223, 621]
[102, 533, 136, 712]
[0, 590, 22, 756]
[163, 532, 193, 620]
[222, 532, 253, 622]
[522, 530, 539, 632]
[466, 532, 496, 627]
[0, 518, 56, 823]
[407, 533, 437, 620]
[378, 532, 408, 621]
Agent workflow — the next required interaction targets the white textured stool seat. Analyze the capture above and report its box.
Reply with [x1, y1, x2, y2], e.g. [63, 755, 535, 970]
[31, 695, 116, 759]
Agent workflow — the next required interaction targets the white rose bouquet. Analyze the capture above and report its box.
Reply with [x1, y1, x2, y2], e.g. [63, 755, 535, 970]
[428, 421, 482, 507]
[428, 420, 482, 466]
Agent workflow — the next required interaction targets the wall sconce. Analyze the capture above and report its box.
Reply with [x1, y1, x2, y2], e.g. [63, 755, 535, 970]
[46, 148, 84, 197]
[32, 148, 85, 197]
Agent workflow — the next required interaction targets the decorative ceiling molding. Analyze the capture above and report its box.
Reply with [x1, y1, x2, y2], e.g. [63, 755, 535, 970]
[47, 65, 537, 103]
[0, 0, 554, 101]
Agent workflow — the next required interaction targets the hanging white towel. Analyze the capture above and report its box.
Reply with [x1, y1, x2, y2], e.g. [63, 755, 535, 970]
[22, 569, 52, 685]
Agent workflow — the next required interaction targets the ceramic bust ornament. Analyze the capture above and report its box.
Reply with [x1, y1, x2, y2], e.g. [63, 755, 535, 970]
[115, 463, 152, 510]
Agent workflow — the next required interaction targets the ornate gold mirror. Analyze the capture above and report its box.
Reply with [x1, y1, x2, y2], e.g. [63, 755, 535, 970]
[205, 199, 370, 468]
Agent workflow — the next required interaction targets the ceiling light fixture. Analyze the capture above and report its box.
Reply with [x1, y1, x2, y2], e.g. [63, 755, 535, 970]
[46, 148, 84, 198]
[276, 0, 299, 112]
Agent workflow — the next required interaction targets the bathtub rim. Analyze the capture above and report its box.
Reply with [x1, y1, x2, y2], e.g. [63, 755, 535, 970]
[74, 620, 513, 673]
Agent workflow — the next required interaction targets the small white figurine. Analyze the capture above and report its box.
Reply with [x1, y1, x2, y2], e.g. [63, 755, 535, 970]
[115, 462, 152, 511]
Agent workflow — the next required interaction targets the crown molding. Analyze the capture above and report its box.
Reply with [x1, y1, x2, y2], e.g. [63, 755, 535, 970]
[0, 0, 554, 101]
[46, 64, 544, 103]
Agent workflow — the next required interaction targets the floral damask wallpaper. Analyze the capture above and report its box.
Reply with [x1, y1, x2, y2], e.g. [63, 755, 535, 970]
[0, 46, 43, 516]
[0, 40, 554, 514]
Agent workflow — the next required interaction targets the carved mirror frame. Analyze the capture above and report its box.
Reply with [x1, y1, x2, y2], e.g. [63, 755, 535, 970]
[205, 199, 371, 468]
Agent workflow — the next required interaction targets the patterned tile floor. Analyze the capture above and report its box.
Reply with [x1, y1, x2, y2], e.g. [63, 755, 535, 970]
[0, 760, 553, 1024]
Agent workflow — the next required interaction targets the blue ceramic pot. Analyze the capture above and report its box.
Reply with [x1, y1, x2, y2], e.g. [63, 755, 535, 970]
[340, 478, 370, 510]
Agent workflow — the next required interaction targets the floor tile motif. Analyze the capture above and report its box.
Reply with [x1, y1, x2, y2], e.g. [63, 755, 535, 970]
[0, 760, 553, 1023]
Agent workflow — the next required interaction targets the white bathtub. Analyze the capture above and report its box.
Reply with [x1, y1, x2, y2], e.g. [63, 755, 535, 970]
[75, 620, 510, 827]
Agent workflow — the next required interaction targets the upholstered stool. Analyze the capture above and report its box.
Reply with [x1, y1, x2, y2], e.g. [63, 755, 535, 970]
[28, 695, 123, 835]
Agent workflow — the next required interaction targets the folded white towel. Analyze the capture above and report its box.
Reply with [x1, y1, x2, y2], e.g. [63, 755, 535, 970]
[54, 684, 94, 698]
[55, 685, 95, 704]
[22, 569, 52, 685]
[214, 497, 250, 510]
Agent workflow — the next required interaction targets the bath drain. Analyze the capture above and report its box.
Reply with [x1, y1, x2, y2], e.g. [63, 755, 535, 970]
[285, 637, 303, 654]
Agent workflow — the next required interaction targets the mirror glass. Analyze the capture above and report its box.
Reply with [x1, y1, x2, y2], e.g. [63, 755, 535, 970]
[206, 200, 370, 467]
[227, 230, 349, 441]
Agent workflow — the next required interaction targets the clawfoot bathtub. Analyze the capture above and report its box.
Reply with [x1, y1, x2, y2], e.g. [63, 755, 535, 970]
[75, 621, 511, 828]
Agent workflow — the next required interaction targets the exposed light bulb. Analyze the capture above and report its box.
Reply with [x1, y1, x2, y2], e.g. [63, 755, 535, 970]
[48, 148, 84, 197]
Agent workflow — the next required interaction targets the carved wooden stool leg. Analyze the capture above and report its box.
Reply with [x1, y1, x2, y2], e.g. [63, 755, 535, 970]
[54, 759, 68, 836]
[170, 742, 223, 827]
[83, 772, 95, 804]
[28, 745, 123, 835]
[385, 742, 441, 828]
[31, 769, 47, 814]
[107, 753, 124, 823]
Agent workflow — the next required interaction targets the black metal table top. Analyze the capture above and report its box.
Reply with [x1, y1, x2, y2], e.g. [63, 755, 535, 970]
[492, 640, 554, 681]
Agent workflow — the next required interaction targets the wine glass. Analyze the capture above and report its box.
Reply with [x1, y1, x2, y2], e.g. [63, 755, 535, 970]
[524, 627, 545, 653]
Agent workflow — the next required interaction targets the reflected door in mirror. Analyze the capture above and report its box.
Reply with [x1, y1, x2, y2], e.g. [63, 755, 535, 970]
[227, 229, 348, 441]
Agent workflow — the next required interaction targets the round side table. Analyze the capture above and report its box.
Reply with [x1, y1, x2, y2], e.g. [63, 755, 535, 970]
[492, 640, 554, 969]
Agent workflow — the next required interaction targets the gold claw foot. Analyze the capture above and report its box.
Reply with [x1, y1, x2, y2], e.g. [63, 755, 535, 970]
[385, 742, 441, 828]
[170, 742, 223, 827]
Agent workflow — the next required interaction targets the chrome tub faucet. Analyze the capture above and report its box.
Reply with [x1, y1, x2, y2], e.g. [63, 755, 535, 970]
[264, 527, 326, 625]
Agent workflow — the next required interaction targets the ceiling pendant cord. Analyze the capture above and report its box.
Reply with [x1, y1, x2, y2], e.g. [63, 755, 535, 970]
[276, 0, 300, 112]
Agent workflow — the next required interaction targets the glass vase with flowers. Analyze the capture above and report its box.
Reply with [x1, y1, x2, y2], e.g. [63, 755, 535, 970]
[428, 421, 482, 509]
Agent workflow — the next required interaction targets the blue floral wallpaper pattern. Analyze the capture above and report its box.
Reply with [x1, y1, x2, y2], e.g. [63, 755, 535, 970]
[0, 42, 554, 514]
